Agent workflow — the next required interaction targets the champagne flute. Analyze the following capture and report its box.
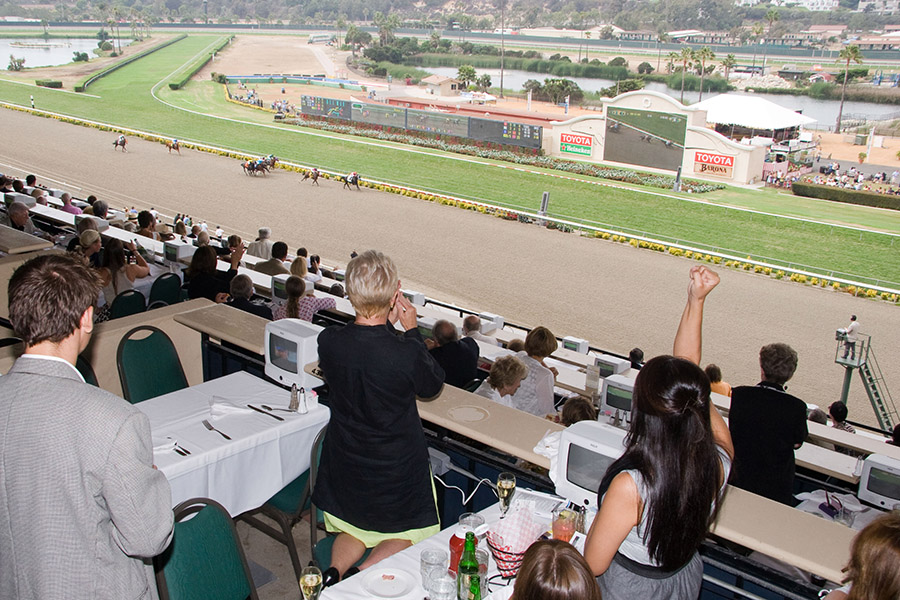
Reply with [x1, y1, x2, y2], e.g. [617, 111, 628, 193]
[497, 472, 516, 518]
[299, 565, 323, 600]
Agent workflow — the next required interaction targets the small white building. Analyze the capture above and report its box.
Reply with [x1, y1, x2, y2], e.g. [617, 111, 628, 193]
[421, 75, 462, 96]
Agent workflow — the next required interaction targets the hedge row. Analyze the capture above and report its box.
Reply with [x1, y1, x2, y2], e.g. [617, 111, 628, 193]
[74, 34, 188, 93]
[35, 80, 62, 88]
[168, 35, 233, 90]
[792, 181, 900, 211]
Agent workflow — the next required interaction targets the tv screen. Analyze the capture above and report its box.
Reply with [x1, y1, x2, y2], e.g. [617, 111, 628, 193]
[164, 245, 178, 262]
[607, 385, 632, 412]
[596, 363, 615, 379]
[273, 279, 287, 300]
[269, 334, 298, 374]
[566, 443, 616, 495]
[866, 467, 900, 502]
[417, 325, 433, 340]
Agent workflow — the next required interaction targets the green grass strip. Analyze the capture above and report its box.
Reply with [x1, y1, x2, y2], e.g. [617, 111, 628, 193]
[75, 33, 187, 92]
[168, 35, 232, 90]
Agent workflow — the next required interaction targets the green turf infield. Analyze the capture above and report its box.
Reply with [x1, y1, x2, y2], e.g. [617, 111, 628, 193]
[2, 33, 900, 287]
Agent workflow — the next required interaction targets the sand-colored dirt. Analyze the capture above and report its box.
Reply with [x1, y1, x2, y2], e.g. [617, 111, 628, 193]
[2, 105, 899, 429]
[818, 131, 900, 167]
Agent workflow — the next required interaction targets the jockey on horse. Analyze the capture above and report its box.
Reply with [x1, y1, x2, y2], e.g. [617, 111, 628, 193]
[113, 134, 127, 152]
[167, 138, 181, 154]
[301, 168, 320, 185]
[342, 171, 360, 190]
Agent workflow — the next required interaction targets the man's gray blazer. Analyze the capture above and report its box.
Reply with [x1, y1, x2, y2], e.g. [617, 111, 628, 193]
[0, 355, 174, 599]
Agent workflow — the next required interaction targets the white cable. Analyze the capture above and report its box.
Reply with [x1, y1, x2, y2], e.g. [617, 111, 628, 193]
[434, 475, 498, 505]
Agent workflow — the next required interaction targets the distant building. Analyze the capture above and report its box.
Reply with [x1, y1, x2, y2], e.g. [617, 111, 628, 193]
[857, 0, 899, 12]
[619, 30, 657, 42]
[421, 75, 461, 96]
[854, 35, 900, 49]
[794, 0, 839, 10]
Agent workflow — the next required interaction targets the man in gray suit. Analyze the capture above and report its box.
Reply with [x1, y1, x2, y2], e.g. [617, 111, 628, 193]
[0, 254, 173, 599]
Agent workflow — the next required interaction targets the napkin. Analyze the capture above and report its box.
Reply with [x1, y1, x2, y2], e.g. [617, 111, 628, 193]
[490, 501, 545, 554]
[209, 396, 254, 421]
[533, 429, 561, 484]
[152, 436, 177, 453]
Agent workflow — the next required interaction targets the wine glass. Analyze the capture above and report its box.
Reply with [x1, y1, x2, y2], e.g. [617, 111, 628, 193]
[299, 565, 323, 600]
[497, 472, 516, 518]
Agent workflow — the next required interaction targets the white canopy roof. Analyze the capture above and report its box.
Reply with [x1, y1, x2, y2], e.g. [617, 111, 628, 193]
[692, 94, 817, 130]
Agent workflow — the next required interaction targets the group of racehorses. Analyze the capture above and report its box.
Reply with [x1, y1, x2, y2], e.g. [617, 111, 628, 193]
[114, 133, 361, 188]
[241, 154, 278, 176]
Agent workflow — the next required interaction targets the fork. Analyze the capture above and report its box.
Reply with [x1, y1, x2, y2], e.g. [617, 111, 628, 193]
[202, 419, 232, 440]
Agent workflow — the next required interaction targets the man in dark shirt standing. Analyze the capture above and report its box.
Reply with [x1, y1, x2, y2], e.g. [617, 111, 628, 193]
[428, 319, 479, 388]
[729, 343, 808, 505]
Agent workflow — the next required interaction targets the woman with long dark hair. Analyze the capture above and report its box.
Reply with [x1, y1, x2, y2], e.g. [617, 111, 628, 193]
[98, 238, 149, 306]
[584, 266, 733, 599]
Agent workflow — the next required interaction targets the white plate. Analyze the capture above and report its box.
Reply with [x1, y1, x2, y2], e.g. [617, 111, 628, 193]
[362, 568, 415, 598]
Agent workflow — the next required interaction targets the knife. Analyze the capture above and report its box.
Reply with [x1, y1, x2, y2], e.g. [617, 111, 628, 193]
[248, 404, 284, 421]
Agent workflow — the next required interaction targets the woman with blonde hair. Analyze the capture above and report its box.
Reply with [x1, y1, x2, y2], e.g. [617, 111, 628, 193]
[474, 355, 527, 407]
[512, 540, 601, 600]
[312, 250, 444, 586]
[273, 275, 336, 321]
[824, 511, 900, 600]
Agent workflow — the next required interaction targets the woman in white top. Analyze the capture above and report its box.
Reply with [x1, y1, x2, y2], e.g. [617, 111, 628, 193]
[98, 239, 150, 306]
[509, 326, 559, 417]
[474, 355, 528, 407]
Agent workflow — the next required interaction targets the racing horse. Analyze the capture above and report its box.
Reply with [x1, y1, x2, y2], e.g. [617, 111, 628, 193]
[341, 172, 360, 190]
[242, 159, 268, 176]
[112, 135, 127, 152]
[166, 139, 181, 155]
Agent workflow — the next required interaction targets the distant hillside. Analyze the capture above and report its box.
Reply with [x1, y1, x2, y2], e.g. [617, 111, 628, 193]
[0, 0, 877, 35]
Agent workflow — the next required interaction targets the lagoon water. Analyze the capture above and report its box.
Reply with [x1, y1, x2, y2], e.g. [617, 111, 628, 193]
[421, 66, 900, 128]
[2, 38, 130, 69]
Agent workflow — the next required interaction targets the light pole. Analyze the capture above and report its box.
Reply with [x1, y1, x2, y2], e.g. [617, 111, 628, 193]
[499, 0, 505, 98]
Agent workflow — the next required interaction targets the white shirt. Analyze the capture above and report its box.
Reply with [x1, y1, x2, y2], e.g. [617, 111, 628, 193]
[465, 331, 501, 346]
[846, 321, 860, 342]
[473, 380, 514, 407]
[509, 351, 555, 417]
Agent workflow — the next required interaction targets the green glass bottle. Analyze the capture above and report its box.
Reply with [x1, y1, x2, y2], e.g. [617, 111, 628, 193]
[457, 531, 481, 600]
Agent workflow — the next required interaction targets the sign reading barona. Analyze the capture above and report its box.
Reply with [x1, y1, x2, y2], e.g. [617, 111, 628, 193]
[560, 132, 593, 156]
[694, 151, 734, 178]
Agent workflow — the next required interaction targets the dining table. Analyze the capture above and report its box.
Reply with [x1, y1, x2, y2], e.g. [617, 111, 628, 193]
[137, 371, 330, 516]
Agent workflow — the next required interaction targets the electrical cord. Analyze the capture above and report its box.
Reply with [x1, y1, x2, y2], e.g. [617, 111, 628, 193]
[434, 474, 498, 505]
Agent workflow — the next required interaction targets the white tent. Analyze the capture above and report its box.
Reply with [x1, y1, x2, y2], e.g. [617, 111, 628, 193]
[692, 94, 817, 130]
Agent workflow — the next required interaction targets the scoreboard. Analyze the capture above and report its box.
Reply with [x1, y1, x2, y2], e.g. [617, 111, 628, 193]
[468, 117, 543, 149]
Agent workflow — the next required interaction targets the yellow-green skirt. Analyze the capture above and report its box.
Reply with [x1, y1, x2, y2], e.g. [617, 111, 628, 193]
[323, 478, 440, 548]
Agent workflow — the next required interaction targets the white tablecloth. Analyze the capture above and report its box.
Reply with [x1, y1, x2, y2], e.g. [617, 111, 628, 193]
[321, 504, 515, 600]
[138, 371, 330, 516]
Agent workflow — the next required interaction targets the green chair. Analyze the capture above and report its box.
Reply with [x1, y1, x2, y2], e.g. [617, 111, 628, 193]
[155, 497, 259, 600]
[116, 325, 188, 403]
[108, 289, 146, 320]
[75, 354, 99, 387]
[239, 424, 326, 581]
[150, 273, 183, 306]
[308, 427, 372, 572]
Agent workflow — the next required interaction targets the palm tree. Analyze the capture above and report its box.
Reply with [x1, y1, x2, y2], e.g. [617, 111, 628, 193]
[373, 11, 400, 46]
[720, 53, 737, 81]
[656, 32, 669, 73]
[835, 45, 863, 133]
[695, 46, 715, 101]
[679, 47, 694, 104]
[666, 51, 679, 74]
[765, 9, 780, 32]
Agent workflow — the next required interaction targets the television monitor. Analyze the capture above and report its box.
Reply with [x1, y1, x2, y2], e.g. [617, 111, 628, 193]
[858, 454, 900, 509]
[602, 374, 635, 415]
[163, 241, 195, 266]
[555, 420, 628, 508]
[593, 354, 630, 379]
[5, 192, 35, 207]
[271, 274, 291, 303]
[332, 269, 346, 282]
[75, 214, 108, 231]
[562, 336, 589, 354]
[264, 319, 324, 389]
[417, 315, 436, 340]
[402, 290, 425, 306]
[479, 313, 504, 334]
